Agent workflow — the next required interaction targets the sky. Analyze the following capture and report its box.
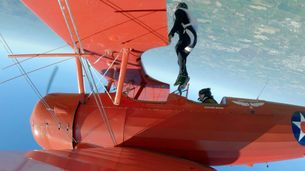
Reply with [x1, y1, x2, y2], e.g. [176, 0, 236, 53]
[1, 0, 305, 170]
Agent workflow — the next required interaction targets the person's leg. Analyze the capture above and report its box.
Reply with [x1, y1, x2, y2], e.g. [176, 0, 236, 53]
[174, 42, 182, 85]
[175, 40, 182, 70]
[179, 51, 189, 76]
[174, 53, 185, 85]
[174, 37, 190, 86]
[174, 57, 189, 86]
[176, 29, 197, 88]
[175, 38, 190, 75]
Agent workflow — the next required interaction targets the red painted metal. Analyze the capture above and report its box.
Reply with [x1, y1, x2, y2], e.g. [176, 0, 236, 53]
[8, 53, 92, 58]
[22, 0, 169, 102]
[5, 0, 305, 170]
[30, 93, 305, 167]
[26, 148, 215, 171]
[114, 48, 129, 105]
[9, 52, 86, 102]
[31, 94, 80, 149]
[0, 152, 61, 170]
[75, 57, 85, 102]
[0, 149, 214, 171]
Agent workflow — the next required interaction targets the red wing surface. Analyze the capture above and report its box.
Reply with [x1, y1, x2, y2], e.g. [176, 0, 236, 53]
[0, 148, 215, 171]
[22, 0, 170, 101]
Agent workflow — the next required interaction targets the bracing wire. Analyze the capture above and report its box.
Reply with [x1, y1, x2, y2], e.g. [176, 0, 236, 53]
[102, 50, 121, 78]
[66, 0, 117, 145]
[88, 49, 123, 103]
[90, 61, 115, 104]
[0, 33, 51, 109]
[2, 44, 68, 70]
[58, 0, 117, 145]
[1, 37, 10, 53]
[0, 33, 77, 144]
[0, 58, 72, 85]
[256, 79, 269, 100]
[81, 57, 118, 145]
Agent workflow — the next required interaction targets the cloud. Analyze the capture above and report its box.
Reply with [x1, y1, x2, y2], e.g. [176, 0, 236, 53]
[249, 5, 268, 11]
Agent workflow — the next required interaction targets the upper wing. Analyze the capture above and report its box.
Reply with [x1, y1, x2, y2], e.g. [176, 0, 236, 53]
[22, 0, 170, 101]
[0, 148, 215, 171]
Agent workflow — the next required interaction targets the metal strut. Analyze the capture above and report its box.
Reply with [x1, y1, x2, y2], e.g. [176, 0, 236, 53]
[114, 48, 129, 105]
[89, 49, 122, 104]
[57, 0, 85, 103]
[58, 0, 117, 145]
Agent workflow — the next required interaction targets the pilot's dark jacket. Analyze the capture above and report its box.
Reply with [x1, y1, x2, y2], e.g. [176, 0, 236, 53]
[199, 96, 218, 104]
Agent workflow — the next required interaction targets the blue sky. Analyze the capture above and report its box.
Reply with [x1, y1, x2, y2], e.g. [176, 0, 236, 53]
[1, 0, 305, 170]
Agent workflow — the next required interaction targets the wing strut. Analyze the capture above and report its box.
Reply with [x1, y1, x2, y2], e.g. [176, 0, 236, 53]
[75, 56, 85, 102]
[57, 0, 86, 103]
[114, 48, 129, 105]
[57, 0, 117, 145]
[8, 53, 91, 58]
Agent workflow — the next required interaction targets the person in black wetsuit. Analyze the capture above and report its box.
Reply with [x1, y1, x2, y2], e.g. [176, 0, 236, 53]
[168, 2, 197, 88]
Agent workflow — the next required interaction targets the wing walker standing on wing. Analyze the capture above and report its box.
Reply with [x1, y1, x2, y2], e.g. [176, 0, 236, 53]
[2, 0, 305, 170]
[168, 2, 197, 91]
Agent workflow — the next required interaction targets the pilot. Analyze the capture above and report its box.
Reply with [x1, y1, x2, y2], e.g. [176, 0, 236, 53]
[198, 88, 218, 104]
[168, 2, 197, 88]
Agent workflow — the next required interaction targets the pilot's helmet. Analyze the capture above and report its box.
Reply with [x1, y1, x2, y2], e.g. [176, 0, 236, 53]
[176, 2, 188, 9]
[199, 88, 211, 97]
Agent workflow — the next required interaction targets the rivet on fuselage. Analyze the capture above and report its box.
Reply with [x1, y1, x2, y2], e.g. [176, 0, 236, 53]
[58, 122, 61, 130]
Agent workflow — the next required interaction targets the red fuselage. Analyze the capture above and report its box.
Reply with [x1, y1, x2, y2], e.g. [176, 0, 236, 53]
[31, 93, 305, 166]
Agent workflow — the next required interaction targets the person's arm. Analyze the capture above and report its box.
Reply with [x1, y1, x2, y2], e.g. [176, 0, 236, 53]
[184, 26, 197, 52]
[168, 10, 182, 39]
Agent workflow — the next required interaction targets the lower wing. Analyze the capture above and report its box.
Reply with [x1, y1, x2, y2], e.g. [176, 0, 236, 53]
[0, 147, 215, 171]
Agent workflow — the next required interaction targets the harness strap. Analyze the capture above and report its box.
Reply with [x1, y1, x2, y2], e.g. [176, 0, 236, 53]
[182, 23, 192, 29]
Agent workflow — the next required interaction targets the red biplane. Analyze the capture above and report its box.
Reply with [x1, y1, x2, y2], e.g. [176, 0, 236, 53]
[2, 0, 305, 170]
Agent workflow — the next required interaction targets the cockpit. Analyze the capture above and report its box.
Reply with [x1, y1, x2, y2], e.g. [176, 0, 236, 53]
[173, 83, 219, 105]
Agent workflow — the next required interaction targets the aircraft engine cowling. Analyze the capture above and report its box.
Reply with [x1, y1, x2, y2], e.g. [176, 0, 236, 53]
[30, 94, 80, 150]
